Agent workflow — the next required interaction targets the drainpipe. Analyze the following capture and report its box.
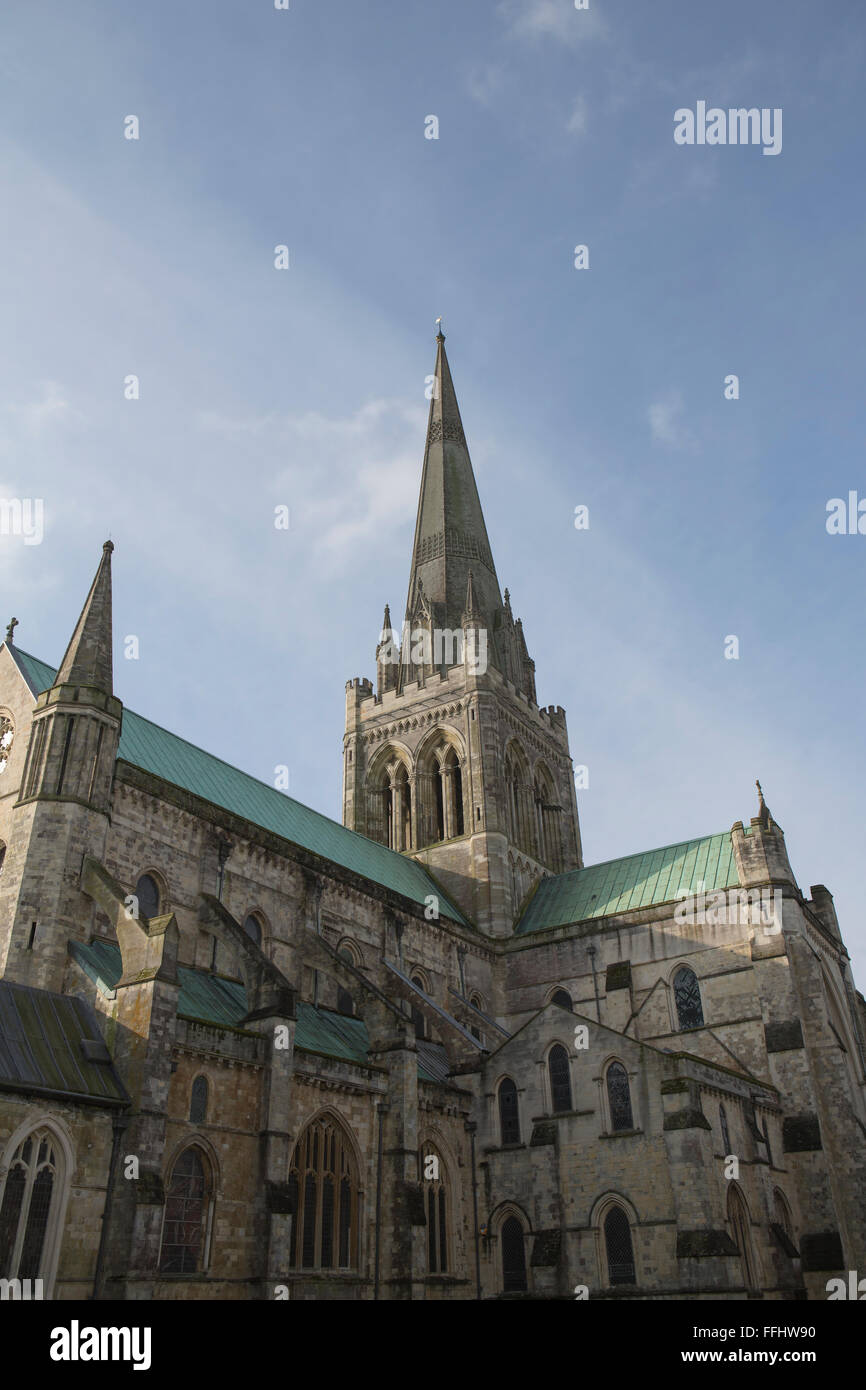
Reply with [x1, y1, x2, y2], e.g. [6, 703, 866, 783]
[373, 1101, 389, 1299]
[465, 1120, 481, 1300]
[92, 1108, 129, 1300]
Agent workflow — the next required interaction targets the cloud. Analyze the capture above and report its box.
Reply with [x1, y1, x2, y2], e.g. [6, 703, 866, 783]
[497, 0, 606, 46]
[648, 391, 697, 451]
[197, 396, 426, 578]
[566, 95, 588, 137]
[466, 63, 505, 109]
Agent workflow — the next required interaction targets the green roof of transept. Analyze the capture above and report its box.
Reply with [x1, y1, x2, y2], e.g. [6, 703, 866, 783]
[515, 832, 740, 935]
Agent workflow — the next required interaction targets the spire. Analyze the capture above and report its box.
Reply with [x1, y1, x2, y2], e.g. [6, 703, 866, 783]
[55, 541, 115, 694]
[755, 779, 771, 829]
[403, 333, 502, 639]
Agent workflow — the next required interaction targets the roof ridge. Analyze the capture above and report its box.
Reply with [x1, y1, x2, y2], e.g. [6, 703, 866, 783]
[542, 830, 732, 887]
[14, 648, 467, 924]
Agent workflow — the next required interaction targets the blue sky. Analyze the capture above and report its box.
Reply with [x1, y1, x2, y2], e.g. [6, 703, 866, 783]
[2, 1, 865, 968]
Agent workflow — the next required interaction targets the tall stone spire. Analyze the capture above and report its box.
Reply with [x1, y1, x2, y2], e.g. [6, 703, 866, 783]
[403, 333, 502, 638]
[56, 540, 114, 694]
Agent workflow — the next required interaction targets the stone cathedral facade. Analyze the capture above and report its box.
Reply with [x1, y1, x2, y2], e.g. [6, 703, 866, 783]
[0, 334, 865, 1301]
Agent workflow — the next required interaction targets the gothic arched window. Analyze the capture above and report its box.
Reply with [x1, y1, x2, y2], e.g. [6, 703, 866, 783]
[337, 947, 356, 1016]
[498, 1077, 520, 1146]
[548, 1044, 572, 1113]
[243, 914, 262, 946]
[159, 1147, 212, 1274]
[0, 1127, 65, 1283]
[368, 753, 411, 850]
[190, 1076, 208, 1125]
[501, 1215, 527, 1292]
[420, 1143, 449, 1274]
[719, 1103, 731, 1156]
[135, 873, 160, 919]
[606, 1061, 634, 1132]
[673, 966, 704, 1030]
[550, 989, 572, 1011]
[604, 1205, 636, 1285]
[0, 843, 6, 877]
[288, 1115, 359, 1270]
[410, 975, 427, 1040]
[727, 1185, 758, 1289]
[469, 992, 484, 1042]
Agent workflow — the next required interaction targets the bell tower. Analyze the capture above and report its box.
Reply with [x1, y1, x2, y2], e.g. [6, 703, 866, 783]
[343, 332, 582, 935]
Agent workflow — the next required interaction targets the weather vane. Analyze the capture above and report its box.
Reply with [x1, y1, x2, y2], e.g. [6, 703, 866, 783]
[435, 315, 444, 338]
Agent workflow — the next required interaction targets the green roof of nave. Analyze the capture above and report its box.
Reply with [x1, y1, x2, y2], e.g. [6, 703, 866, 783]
[515, 831, 740, 935]
[67, 938, 449, 1082]
[11, 649, 468, 927]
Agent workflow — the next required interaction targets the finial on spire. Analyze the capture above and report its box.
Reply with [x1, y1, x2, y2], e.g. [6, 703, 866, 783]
[435, 315, 444, 341]
[462, 570, 479, 625]
[5, 617, 18, 645]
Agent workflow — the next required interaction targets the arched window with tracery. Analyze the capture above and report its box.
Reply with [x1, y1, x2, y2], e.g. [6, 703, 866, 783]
[368, 753, 412, 850]
[548, 1044, 572, 1113]
[501, 1214, 527, 1292]
[606, 1061, 634, 1132]
[498, 1077, 520, 1146]
[503, 743, 531, 853]
[673, 966, 704, 1030]
[420, 1142, 449, 1274]
[532, 763, 561, 870]
[190, 1076, 208, 1125]
[287, 1115, 359, 1271]
[603, 1205, 636, 1285]
[0, 1127, 66, 1283]
[727, 1184, 758, 1289]
[135, 873, 160, 919]
[159, 1146, 213, 1274]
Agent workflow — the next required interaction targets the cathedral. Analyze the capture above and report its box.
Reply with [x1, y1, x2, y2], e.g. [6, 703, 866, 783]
[0, 332, 864, 1301]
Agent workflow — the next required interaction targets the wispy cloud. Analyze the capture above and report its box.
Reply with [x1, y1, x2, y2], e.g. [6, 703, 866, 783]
[466, 63, 505, 109]
[497, 0, 606, 47]
[648, 391, 697, 452]
[566, 94, 588, 137]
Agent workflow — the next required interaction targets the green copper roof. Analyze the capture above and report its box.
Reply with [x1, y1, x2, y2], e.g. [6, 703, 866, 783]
[515, 832, 740, 935]
[0, 980, 128, 1105]
[11, 648, 466, 926]
[67, 938, 448, 1081]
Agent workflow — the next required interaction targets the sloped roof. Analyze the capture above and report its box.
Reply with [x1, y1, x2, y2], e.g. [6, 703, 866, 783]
[0, 980, 128, 1105]
[68, 938, 450, 1083]
[9, 647, 467, 926]
[515, 832, 739, 935]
